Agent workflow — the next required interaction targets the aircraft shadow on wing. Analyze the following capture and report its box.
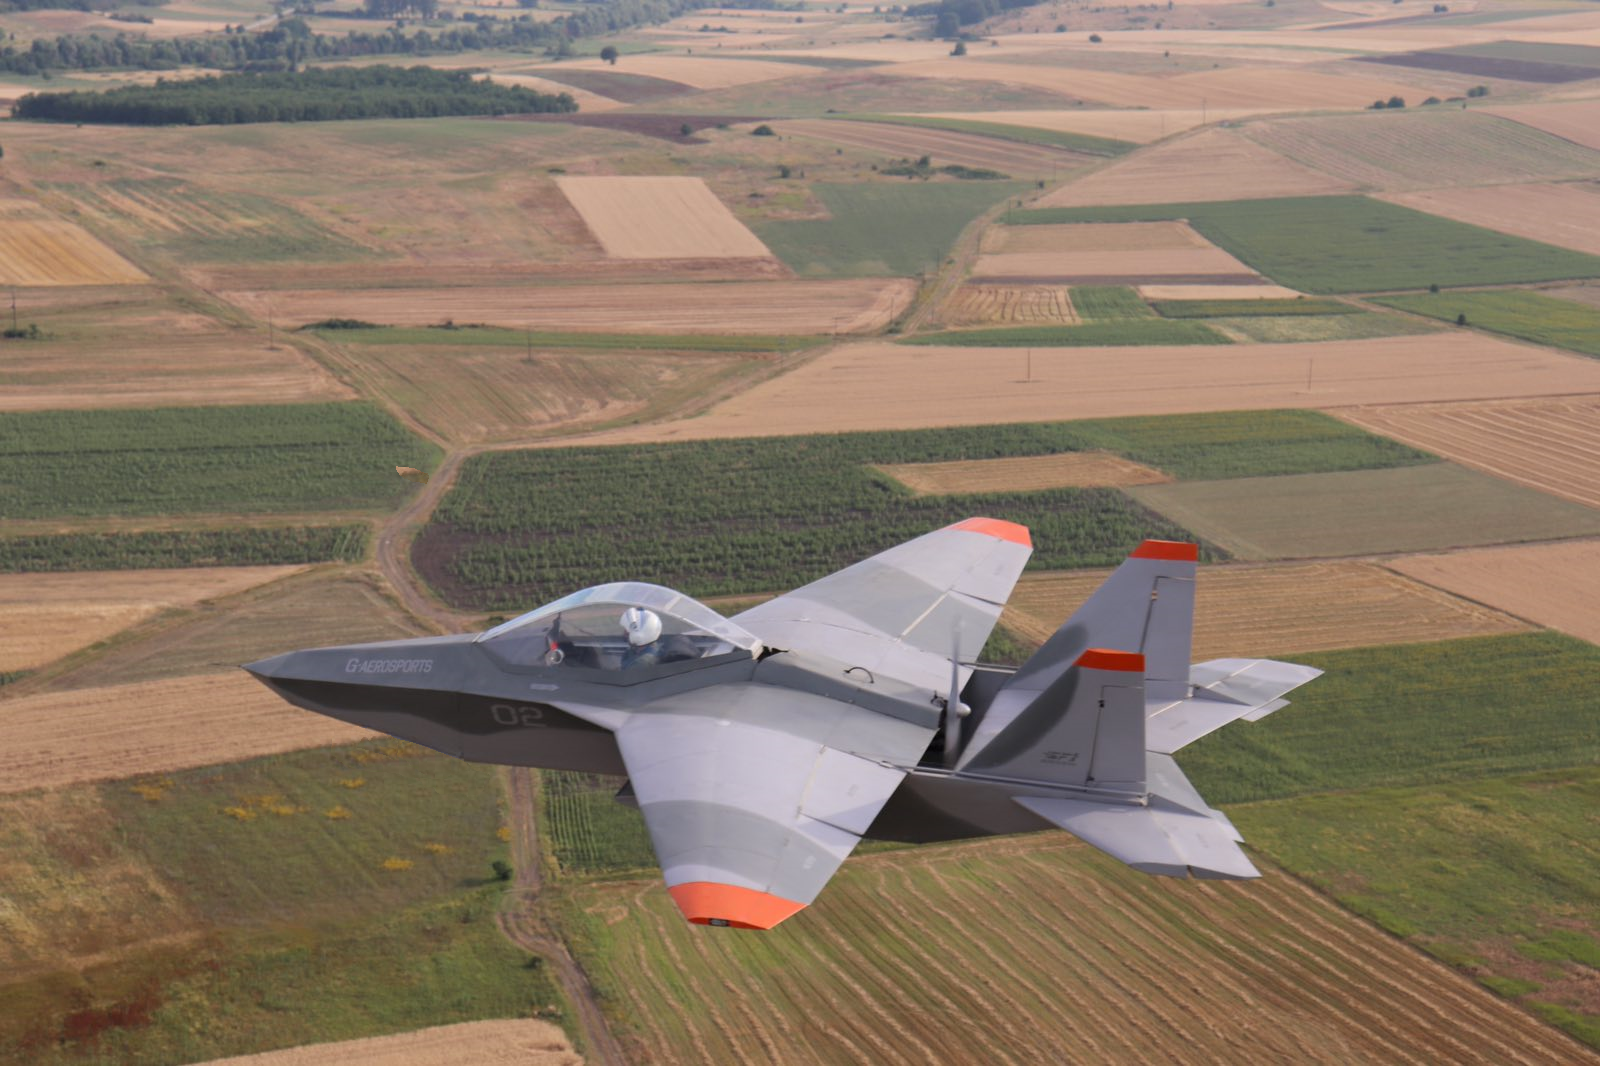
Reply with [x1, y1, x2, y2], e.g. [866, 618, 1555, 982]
[247, 518, 1319, 930]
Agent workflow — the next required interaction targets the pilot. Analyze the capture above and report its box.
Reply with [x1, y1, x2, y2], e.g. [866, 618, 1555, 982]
[620, 607, 664, 669]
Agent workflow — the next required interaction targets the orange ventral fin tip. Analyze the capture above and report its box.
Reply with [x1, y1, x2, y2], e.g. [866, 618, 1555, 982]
[952, 517, 1032, 548]
[1076, 649, 1145, 673]
[1131, 539, 1198, 562]
[668, 882, 806, 930]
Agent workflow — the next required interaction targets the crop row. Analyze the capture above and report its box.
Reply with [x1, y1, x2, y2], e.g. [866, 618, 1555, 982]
[899, 319, 1229, 346]
[1152, 297, 1357, 318]
[0, 524, 369, 573]
[540, 771, 656, 876]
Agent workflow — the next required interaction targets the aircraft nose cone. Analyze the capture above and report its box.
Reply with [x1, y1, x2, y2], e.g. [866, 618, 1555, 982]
[242, 652, 293, 681]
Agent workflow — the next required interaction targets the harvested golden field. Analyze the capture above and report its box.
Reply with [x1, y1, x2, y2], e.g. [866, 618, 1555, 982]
[1485, 99, 1600, 151]
[569, 835, 1587, 1066]
[1337, 396, 1600, 509]
[1139, 283, 1305, 300]
[941, 284, 1077, 326]
[226, 279, 915, 334]
[1002, 561, 1528, 656]
[1382, 182, 1600, 255]
[554, 176, 774, 260]
[982, 221, 1208, 253]
[198, 1021, 581, 1066]
[1244, 111, 1600, 191]
[0, 199, 147, 286]
[587, 333, 1600, 442]
[0, 566, 305, 674]
[1388, 540, 1600, 647]
[972, 247, 1254, 282]
[0, 673, 372, 794]
[908, 108, 1268, 144]
[880, 452, 1169, 494]
[555, 54, 822, 88]
[777, 119, 1085, 176]
[1036, 129, 1355, 208]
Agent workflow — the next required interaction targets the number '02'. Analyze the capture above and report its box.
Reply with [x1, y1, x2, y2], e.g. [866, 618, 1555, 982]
[490, 703, 546, 727]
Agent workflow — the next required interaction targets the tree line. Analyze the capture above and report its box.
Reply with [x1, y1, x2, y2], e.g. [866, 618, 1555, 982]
[13, 65, 576, 124]
[907, 0, 1045, 35]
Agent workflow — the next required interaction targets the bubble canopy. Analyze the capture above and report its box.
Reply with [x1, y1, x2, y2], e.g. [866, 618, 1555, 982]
[475, 582, 763, 675]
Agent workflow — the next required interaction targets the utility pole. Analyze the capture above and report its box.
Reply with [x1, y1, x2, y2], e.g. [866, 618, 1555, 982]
[9, 289, 16, 333]
[1306, 357, 1314, 392]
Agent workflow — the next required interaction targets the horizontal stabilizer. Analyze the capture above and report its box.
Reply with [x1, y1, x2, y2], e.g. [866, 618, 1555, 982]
[1145, 658, 1321, 754]
[1016, 795, 1258, 880]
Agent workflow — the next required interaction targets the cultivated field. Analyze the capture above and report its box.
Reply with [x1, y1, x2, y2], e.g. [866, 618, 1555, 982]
[1127, 463, 1600, 560]
[554, 176, 773, 260]
[1139, 284, 1304, 300]
[941, 284, 1077, 326]
[972, 247, 1255, 283]
[1383, 182, 1600, 256]
[223, 279, 916, 334]
[0, 673, 372, 794]
[0, 199, 148, 286]
[909, 108, 1267, 144]
[1486, 99, 1600, 151]
[197, 1021, 580, 1066]
[982, 222, 1209, 253]
[554, 53, 824, 88]
[1389, 540, 1600, 647]
[1244, 111, 1600, 192]
[564, 836, 1588, 1066]
[877, 452, 1171, 494]
[0, 565, 305, 674]
[1036, 129, 1354, 208]
[584, 333, 1600, 442]
[1338, 396, 1600, 509]
[777, 119, 1085, 176]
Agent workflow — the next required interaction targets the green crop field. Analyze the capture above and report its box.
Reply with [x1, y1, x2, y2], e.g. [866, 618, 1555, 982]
[1373, 289, 1600, 358]
[417, 413, 1432, 609]
[0, 741, 563, 1064]
[756, 181, 1028, 277]
[0, 525, 370, 574]
[311, 325, 830, 353]
[1070, 284, 1156, 319]
[1153, 298, 1357, 318]
[1205, 312, 1441, 343]
[839, 114, 1137, 157]
[1129, 462, 1600, 560]
[541, 771, 655, 877]
[1006, 197, 1600, 293]
[0, 404, 437, 520]
[900, 320, 1230, 346]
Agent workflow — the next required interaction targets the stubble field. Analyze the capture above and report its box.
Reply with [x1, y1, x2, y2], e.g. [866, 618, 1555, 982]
[1388, 539, 1600, 647]
[195, 1021, 580, 1066]
[1486, 99, 1600, 150]
[776, 118, 1088, 176]
[1382, 183, 1600, 256]
[940, 283, 1078, 325]
[554, 176, 774, 260]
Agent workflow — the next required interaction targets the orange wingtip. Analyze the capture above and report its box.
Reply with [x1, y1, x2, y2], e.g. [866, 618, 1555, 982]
[668, 882, 807, 930]
[1131, 539, 1198, 562]
[1076, 649, 1145, 673]
[952, 517, 1032, 547]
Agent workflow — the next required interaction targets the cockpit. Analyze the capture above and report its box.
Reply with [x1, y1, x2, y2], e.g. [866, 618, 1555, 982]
[474, 582, 764, 679]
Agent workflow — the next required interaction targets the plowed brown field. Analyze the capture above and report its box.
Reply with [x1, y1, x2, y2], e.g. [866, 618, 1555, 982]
[1388, 540, 1600, 647]
[973, 247, 1254, 281]
[197, 1021, 580, 1066]
[878, 452, 1169, 495]
[555, 54, 822, 88]
[942, 284, 1077, 326]
[0, 200, 147, 286]
[554, 176, 773, 260]
[1485, 99, 1600, 151]
[1382, 183, 1600, 255]
[777, 119, 1086, 176]
[0, 673, 372, 795]
[1002, 560, 1528, 655]
[1036, 129, 1355, 208]
[0, 566, 306, 673]
[570, 836, 1592, 1065]
[982, 221, 1209, 253]
[582, 334, 1600, 442]
[1337, 396, 1600, 509]
[224, 279, 915, 335]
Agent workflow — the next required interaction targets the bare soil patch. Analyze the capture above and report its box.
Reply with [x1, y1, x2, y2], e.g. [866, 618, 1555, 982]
[777, 119, 1088, 175]
[1002, 560, 1528, 656]
[908, 108, 1269, 144]
[525, 67, 691, 102]
[0, 199, 147, 286]
[973, 247, 1254, 281]
[941, 284, 1077, 326]
[0, 566, 306, 673]
[580, 333, 1600, 442]
[982, 221, 1209, 253]
[483, 72, 623, 112]
[1382, 182, 1600, 255]
[557, 54, 824, 89]
[226, 279, 915, 335]
[510, 111, 762, 142]
[1337, 396, 1600, 509]
[879, 452, 1170, 495]
[1036, 129, 1354, 208]
[196, 1020, 581, 1066]
[554, 176, 773, 260]
[1388, 540, 1600, 647]
[1358, 49, 1599, 83]
[1485, 99, 1600, 151]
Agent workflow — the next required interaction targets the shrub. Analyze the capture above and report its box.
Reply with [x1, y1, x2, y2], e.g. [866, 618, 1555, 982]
[751, 124, 775, 136]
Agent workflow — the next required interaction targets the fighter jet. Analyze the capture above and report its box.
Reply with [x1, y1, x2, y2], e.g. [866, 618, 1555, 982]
[246, 518, 1319, 930]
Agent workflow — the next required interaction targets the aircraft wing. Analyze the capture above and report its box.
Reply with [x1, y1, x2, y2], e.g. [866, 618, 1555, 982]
[731, 517, 1033, 691]
[615, 683, 933, 929]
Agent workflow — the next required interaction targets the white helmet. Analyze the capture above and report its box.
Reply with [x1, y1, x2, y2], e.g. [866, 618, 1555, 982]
[620, 607, 662, 646]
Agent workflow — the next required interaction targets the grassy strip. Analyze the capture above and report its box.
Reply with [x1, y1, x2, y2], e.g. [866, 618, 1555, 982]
[416, 412, 1431, 609]
[838, 113, 1137, 156]
[312, 325, 829, 352]
[900, 320, 1230, 346]
[1072, 284, 1156, 320]
[1153, 297, 1358, 317]
[1183, 631, 1600, 805]
[1004, 196, 1600, 293]
[0, 524, 370, 573]
[1372, 289, 1600, 358]
[1234, 769, 1600, 1050]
